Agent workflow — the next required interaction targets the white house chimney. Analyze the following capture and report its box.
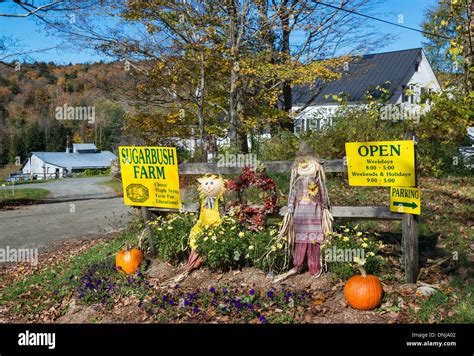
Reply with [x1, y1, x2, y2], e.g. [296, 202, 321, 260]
[66, 135, 72, 153]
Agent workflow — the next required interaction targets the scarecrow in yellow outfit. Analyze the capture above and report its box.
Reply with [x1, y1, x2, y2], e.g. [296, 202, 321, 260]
[172, 174, 226, 283]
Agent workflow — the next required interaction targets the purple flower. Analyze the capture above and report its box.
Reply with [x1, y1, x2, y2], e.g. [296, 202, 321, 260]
[209, 287, 216, 293]
[249, 289, 255, 295]
[267, 290, 274, 298]
[223, 288, 228, 295]
[192, 306, 200, 314]
[151, 298, 158, 304]
[235, 299, 242, 309]
[259, 315, 267, 323]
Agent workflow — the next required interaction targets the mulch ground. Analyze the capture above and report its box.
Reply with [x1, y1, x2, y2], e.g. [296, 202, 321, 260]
[0, 234, 420, 324]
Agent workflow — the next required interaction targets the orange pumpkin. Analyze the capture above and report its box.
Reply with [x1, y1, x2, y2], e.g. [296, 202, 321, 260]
[116, 246, 143, 274]
[344, 267, 383, 310]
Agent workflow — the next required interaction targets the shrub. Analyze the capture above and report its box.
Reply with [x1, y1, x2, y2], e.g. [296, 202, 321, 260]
[321, 225, 387, 281]
[257, 89, 472, 177]
[194, 214, 287, 272]
[149, 212, 386, 278]
[150, 213, 195, 265]
[414, 91, 473, 176]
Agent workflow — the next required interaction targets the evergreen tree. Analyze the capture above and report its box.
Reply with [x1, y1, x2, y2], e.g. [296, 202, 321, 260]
[25, 122, 45, 153]
[46, 120, 71, 151]
[11, 134, 27, 163]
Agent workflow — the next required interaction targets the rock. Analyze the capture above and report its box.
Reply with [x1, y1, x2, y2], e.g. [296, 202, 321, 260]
[416, 286, 437, 298]
[56, 304, 98, 323]
[266, 272, 275, 279]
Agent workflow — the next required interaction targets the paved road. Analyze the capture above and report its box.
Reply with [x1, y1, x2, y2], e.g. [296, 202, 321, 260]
[0, 197, 133, 251]
[0, 177, 117, 200]
[0, 177, 133, 251]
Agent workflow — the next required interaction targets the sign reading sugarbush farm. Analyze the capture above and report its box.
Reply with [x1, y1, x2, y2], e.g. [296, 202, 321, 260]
[119, 146, 181, 209]
[345, 140, 416, 187]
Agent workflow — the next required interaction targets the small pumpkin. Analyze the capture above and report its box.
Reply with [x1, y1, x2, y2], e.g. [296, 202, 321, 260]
[116, 244, 143, 274]
[343, 266, 383, 310]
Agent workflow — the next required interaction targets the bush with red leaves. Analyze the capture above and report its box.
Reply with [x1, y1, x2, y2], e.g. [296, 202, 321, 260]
[226, 167, 277, 230]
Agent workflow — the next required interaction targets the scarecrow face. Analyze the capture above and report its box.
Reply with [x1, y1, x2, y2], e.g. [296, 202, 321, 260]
[297, 159, 317, 177]
[198, 176, 224, 197]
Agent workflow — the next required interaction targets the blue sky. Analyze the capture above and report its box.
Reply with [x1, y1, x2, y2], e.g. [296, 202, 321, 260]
[0, 0, 439, 64]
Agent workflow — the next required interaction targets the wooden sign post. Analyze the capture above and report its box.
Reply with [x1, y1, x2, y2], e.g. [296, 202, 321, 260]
[402, 133, 419, 283]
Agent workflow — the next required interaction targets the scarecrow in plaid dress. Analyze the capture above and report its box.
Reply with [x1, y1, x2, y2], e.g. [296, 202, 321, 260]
[273, 141, 333, 283]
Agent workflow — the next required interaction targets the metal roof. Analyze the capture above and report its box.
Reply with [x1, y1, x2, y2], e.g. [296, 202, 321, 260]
[293, 48, 423, 106]
[73, 143, 98, 152]
[31, 151, 117, 170]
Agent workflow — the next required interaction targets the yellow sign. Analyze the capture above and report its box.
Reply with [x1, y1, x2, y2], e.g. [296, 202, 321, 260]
[345, 140, 415, 187]
[390, 187, 421, 215]
[119, 146, 181, 209]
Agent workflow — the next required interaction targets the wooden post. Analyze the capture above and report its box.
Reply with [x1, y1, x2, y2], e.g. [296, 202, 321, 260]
[141, 206, 156, 257]
[402, 133, 419, 283]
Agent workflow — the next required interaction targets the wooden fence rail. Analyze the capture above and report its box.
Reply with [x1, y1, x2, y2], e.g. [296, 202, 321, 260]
[178, 159, 347, 175]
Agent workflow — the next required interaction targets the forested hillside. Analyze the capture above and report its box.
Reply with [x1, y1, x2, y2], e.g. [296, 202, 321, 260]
[0, 61, 128, 164]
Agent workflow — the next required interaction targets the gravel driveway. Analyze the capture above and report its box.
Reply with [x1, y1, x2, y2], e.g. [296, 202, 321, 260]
[0, 177, 134, 251]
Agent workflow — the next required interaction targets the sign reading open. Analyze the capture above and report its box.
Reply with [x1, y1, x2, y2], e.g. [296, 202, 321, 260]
[119, 146, 181, 209]
[345, 140, 416, 187]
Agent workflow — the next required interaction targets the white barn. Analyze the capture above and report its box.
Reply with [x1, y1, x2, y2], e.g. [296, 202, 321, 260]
[22, 143, 117, 180]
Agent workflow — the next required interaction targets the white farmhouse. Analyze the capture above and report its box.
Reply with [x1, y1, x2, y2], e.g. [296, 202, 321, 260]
[292, 48, 441, 132]
[22, 143, 117, 180]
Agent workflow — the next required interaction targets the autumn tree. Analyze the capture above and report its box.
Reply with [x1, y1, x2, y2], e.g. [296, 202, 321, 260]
[423, 0, 474, 93]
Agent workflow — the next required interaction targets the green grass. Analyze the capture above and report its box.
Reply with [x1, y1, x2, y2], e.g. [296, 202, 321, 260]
[97, 179, 124, 195]
[0, 188, 50, 203]
[2, 179, 59, 186]
[413, 281, 474, 323]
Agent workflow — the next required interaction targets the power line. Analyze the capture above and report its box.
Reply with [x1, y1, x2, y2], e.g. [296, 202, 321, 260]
[313, 1, 452, 40]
